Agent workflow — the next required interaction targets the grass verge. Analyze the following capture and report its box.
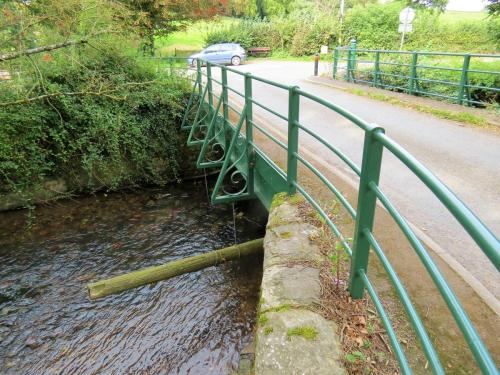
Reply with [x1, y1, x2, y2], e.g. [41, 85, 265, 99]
[338, 86, 496, 129]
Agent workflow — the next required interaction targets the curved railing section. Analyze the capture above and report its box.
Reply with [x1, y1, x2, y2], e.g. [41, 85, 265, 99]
[174, 56, 499, 374]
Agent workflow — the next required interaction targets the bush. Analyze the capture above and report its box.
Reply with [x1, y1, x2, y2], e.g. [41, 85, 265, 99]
[0, 46, 191, 196]
[343, 3, 496, 53]
[205, 16, 338, 56]
[290, 17, 338, 56]
[343, 2, 402, 50]
[205, 18, 281, 50]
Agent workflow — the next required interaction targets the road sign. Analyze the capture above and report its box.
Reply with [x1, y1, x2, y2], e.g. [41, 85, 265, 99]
[399, 7, 415, 34]
[398, 23, 413, 33]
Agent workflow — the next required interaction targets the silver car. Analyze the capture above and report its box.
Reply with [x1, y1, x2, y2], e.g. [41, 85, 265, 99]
[188, 43, 246, 66]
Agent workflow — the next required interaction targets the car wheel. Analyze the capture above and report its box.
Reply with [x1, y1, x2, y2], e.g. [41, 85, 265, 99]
[231, 56, 241, 66]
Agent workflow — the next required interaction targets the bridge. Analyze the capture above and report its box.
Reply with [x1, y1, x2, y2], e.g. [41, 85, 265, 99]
[177, 58, 499, 374]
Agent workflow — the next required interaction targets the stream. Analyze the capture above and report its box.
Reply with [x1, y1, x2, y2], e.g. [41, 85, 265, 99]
[0, 182, 266, 374]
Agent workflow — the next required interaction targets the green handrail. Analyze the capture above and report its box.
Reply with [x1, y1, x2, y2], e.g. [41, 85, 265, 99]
[179, 58, 499, 374]
[332, 45, 499, 107]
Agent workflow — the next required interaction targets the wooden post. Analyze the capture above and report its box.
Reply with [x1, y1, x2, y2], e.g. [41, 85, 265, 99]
[87, 238, 264, 299]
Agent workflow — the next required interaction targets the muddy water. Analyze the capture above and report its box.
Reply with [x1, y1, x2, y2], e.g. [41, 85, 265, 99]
[0, 183, 266, 375]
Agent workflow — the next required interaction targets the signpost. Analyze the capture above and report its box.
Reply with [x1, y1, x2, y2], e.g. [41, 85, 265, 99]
[399, 7, 416, 50]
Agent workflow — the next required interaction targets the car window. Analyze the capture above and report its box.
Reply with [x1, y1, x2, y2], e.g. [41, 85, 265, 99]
[220, 45, 233, 51]
[204, 46, 219, 53]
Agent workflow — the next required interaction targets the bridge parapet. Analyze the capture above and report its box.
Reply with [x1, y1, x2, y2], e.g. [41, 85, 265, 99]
[255, 194, 344, 375]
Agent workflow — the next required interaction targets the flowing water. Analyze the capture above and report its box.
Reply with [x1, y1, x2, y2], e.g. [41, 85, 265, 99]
[0, 182, 266, 375]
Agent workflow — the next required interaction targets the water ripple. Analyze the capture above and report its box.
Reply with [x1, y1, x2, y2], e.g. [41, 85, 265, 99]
[0, 184, 265, 374]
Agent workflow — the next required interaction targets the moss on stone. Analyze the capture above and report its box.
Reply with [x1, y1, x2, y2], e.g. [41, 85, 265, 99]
[270, 192, 304, 211]
[268, 214, 288, 228]
[270, 192, 289, 210]
[279, 231, 293, 239]
[258, 314, 269, 325]
[286, 326, 319, 340]
[263, 326, 274, 336]
[263, 303, 293, 314]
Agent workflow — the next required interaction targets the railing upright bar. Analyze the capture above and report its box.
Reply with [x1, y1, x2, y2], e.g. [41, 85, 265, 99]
[349, 126, 384, 298]
[196, 59, 202, 97]
[287, 87, 300, 195]
[244, 73, 255, 195]
[221, 66, 229, 150]
[374, 51, 381, 88]
[333, 48, 339, 79]
[207, 62, 213, 110]
[458, 54, 471, 106]
[408, 52, 418, 95]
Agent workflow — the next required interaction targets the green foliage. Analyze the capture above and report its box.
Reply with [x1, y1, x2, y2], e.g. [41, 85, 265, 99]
[345, 350, 365, 363]
[205, 15, 337, 55]
[343, 2, 403, 50]
[205, 18, 281, 50]
[0, 47, 191, 196]
[343, 3, 496, 52]
[290, 16, 338, 56]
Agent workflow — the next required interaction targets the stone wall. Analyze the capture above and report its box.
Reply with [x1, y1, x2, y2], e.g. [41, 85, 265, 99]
[254, 194, 344, 375]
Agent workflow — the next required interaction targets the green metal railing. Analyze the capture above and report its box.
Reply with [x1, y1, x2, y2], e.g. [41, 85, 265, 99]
[332, 41, 500, 107]
[177, 58, 499, 374]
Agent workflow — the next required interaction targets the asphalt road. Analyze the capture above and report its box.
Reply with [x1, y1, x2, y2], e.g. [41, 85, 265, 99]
[208, 60, 500, 310]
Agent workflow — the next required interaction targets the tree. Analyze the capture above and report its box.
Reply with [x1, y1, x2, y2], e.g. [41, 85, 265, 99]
[407, 0, 448, 12]
[256, 0, 266, 19]
[486, 0, 499, 16]
[122, 0, 223, 55]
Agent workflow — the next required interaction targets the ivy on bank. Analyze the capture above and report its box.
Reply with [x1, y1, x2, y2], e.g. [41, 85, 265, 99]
[0, 47, 191, 199]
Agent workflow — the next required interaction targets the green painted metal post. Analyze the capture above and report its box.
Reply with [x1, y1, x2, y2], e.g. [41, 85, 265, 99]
[373, 51, 381, 88]
[287, 86, 300, 195]
[196, 59, 202, 97]
[207, 62, 213, 111]
[347, 39, 357, 82]
[349, 126, 384, 298]
[408, 52, 418, 95]
[221, 66, 229, 150]
[344, 48, 350, 81]
[333, 49, 339, 79]
[458, 54, 471, 105]
[244, 73, 254, 195]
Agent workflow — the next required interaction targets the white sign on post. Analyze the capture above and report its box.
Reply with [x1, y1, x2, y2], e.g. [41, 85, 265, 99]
[398, 23, 413, 33]
[398, 7, 415, 49]
[320, 45, 328, 54]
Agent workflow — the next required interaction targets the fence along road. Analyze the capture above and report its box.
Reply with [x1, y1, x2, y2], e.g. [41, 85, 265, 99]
[206, 60, 500, 310]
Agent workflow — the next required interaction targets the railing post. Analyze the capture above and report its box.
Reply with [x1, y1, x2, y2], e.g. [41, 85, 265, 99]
[349, 126, 384, 299]
[221, 66, 229, 150]
[207, 62, 213, 111]
[287, 86, 300, 195]
[408, 52, 418, 95]
[373, 51, 381, 88]
[333, 48, 339, 79]
[347, 39, 357, 82]
[244, 73, 254, 195]
[458, 54, 471, 106]
[196, 59, 202, 97]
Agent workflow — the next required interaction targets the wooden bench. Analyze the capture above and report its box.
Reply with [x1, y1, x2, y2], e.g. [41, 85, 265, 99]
[247, 47, 271, 57]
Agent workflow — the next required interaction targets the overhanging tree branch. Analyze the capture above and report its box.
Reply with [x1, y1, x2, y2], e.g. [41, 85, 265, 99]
[0, 31, 114, 62]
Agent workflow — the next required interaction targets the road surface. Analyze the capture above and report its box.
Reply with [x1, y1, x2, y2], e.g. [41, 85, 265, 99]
[206, 60, 500, 311]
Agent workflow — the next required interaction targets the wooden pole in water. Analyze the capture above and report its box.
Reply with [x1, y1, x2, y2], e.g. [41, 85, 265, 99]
[87, 238, 263, 299]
